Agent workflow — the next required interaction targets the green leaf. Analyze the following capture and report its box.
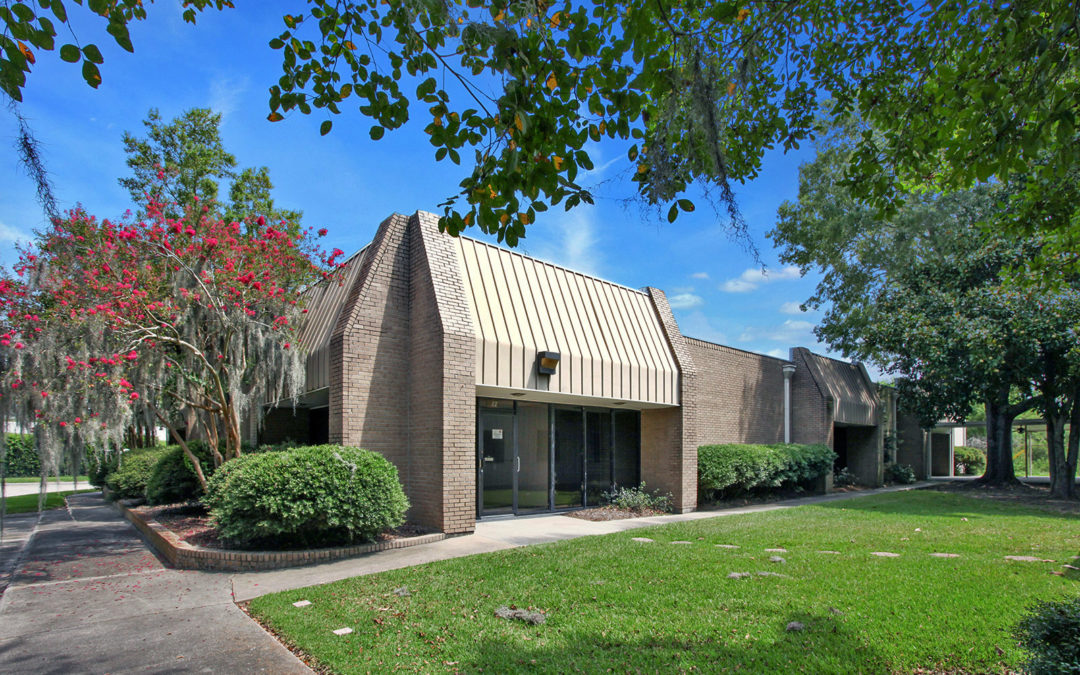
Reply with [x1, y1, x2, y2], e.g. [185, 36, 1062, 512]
[59, 43, 79, 63]
[106, 20, 133, 52]
[677, 199, 695, 213]
[320, 120, 332, 136]
[667, 203, 678, 223]
[81, 59, 101, 88]
[368, 125, 384, 140]
[82, 44, 103, 64]
[50, 0, 67, 23]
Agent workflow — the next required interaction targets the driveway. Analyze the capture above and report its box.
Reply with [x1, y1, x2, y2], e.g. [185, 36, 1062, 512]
[0, 493, 310, 674]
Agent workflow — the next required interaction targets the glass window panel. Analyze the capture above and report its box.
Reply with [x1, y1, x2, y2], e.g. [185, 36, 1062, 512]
[585, 410, 612, 505]
[553, 408, 584, 508]
[515, 401, 550, 512]
[613, 410, 641, 487]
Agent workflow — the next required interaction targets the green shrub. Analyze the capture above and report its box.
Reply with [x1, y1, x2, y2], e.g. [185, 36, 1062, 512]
[104, 449, 165, 500]
[698, 443, 836, 500]
[1013, 596, 1080, 675]
[834, 467, 856, 487]
[203, 444, 409, 548]
[2, 434, 39, 477]
[88, 450, 120, 488]
[885, 463, 917, 484]
[602, 482, 672, 513]
[954, 445, 985, 476]
[145, 442, 213, 505]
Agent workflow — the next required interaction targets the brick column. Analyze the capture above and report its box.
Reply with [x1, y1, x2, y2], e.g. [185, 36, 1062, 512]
[643, 287, 699, 513]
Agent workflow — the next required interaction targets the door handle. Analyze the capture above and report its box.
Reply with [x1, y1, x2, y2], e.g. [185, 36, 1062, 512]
[515, 456, 520, 473]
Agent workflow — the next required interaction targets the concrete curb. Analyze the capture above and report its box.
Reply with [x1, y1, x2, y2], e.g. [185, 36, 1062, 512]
[111, 499, 446, 572]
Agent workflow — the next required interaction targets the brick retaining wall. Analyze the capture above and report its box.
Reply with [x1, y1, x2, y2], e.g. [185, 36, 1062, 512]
[113, 499, 446, 572]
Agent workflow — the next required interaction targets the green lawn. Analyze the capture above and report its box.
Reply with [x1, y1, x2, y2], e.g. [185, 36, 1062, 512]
[1, 489, 96, 514]
[4, 475, 90, 484]
[249, 491, 1080, 674]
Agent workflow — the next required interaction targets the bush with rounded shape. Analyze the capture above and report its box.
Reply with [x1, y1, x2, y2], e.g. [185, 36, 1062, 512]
[953, 445, 986, 476]
[105, 449, 165, 499]
[203, 444, 409, 548]
[1013, 595, 1080, 675]
[145, 442, 213, 505]
[885, 463, 917, 484]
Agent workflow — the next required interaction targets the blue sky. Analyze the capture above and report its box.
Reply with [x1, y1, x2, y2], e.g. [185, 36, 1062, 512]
[0, 4, 849, 367]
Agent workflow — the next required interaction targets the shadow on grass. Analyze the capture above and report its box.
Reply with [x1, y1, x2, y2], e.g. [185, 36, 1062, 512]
[458, 611, 877, 673]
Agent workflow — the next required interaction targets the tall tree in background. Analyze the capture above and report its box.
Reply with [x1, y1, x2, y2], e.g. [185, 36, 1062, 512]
[120, 108, 302, 226]
[771, 121, 1080, 491]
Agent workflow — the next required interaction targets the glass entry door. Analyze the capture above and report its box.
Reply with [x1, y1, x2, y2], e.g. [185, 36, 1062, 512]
[478, 403, 551, 516]
[478, 409, 514, 515]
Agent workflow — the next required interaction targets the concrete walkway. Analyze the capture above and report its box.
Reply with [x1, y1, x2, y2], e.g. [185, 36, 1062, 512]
[3, 481, 86, 498]
[230, 481, 935, 601]
[0, 493, 310, 674]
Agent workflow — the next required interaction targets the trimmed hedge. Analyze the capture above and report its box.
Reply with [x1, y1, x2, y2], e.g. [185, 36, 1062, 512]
[203, 444, 409, 548]
[146, 442, 213, 505]
[2, 434, 38, 477]
[1013, 595, 1080, 675]
[953, 445, 986, 476]
[105, 448, 167, 499]
[698, 443, 836, 500]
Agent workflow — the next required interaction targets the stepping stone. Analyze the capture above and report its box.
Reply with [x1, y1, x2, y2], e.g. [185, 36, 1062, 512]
[929, 553, 959, 558]
[631, 537, 654, 543]
[1064, 564, 1079, 571]
[727, 572, 751, 579]
[870, 552, 900, 558]
[671, 541, 693, 545]
[828, 607, 844, 616]
[392, 586, 411, 597]
[817, 550, 841, 555]
[1004, 555, 1054, 563]
[757, 571, 788, 578]
[786, 621, 804, 632]
[765, 548, 788, 553]
[715, 544, 740, 549]
[292, 600, 312, 608]
[333, 627, 353, 636]
[769, 556, 786, 564]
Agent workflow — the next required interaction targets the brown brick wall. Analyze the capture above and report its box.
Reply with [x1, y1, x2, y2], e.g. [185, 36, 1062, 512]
[688, 338, 787, 445]
[408, 212, 477, 535]
[789, 348, 833, 448]
[643, 288, 698, 512]
[896, 410, 927, 479]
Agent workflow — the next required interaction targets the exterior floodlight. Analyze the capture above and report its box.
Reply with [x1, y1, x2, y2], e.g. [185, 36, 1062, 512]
[537, 351, 560, 375]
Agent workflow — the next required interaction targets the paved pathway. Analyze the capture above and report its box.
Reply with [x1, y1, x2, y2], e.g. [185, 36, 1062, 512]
[3, 481, 85, 498]
[230, 481, 935, 601]
[0, 493, 310, 674]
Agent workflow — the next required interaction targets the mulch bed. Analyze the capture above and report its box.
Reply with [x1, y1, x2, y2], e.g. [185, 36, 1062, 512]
[928, 480, 1080, 516]
[565, 506, 666, 521]
[130, 502, 432, 550]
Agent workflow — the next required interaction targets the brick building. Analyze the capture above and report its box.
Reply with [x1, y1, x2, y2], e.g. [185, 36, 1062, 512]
[257, 212, 887, 534]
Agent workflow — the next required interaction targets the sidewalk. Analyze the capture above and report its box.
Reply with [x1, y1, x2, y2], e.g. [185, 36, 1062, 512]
[3, 481, 86, 498]
[231, 481, 934, 602]
[0, 493, 310, 674]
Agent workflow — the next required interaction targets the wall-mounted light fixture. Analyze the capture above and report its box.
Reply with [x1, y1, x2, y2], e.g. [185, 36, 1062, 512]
[537, 351, 560, 375]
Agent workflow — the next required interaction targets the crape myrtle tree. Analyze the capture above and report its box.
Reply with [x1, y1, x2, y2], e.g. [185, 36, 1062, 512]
[771, 120, 1080, 492]
[0, 195, 338, 493]
[8, 1, 1079, 259]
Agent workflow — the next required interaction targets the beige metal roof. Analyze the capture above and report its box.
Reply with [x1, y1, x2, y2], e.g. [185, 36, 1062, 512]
[455, 237, 679, 406]
[297, 247, 369, 392]
[795, 348, 879, 426]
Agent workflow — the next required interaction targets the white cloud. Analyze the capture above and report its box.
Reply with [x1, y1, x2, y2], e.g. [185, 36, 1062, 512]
[739, 319, 817, 344]
[209, 74, 248, 122]
[678, 310, 728, 345]
[765, 348, 789, 359]
[668, 293, 704, 310]
[0, 221, 31, 245]
[719, 265, 801, 293]
[691, 272, 709, 280]
[780, 301, 805, 315]
[524, 206, 603, 276]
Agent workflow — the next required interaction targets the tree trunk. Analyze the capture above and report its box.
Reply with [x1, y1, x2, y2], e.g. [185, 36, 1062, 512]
[1067, 396, 1080, 499]
[151, 407, 209, 493]
[980, 389, 1022, 485]
[1046, 411, 1072, 498]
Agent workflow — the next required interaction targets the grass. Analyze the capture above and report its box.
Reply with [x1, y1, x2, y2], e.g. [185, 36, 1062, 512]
[4, 475, 90, 484]
[1, 489, 96, 514]
[249, 491, 1080, 674]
